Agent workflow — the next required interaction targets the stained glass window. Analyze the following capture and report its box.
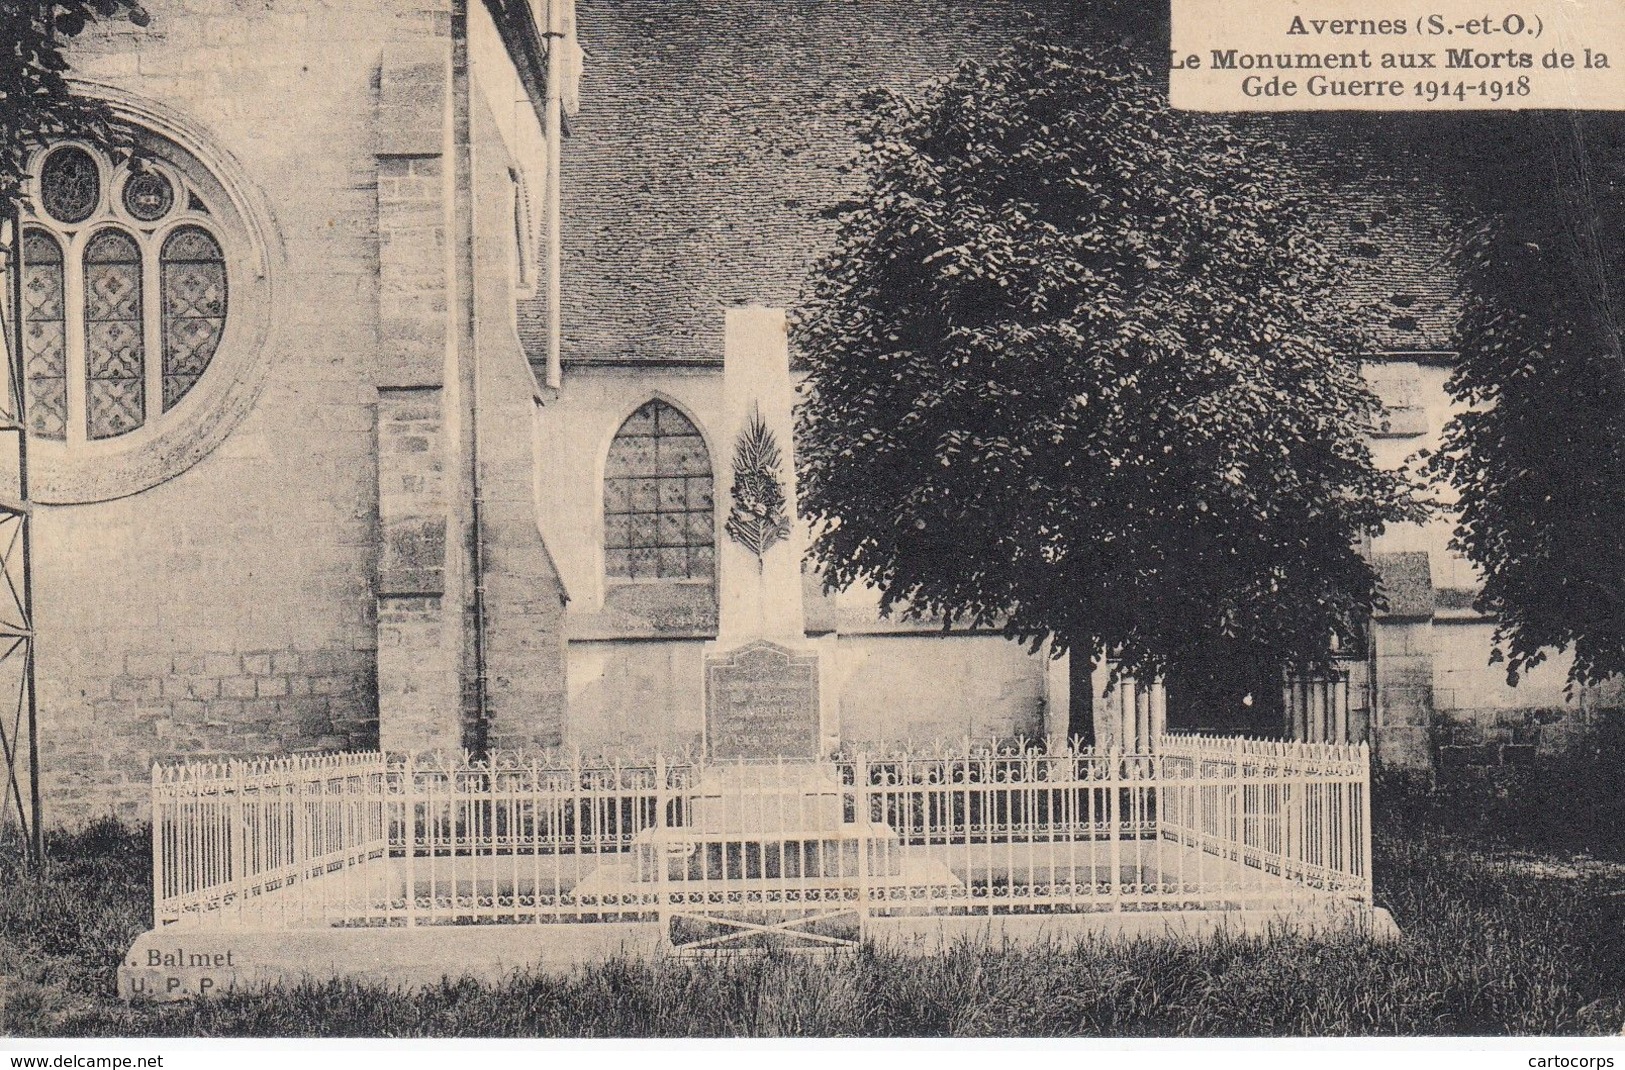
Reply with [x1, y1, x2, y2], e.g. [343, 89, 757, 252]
[21, 231, 67, 441]
[21, 143, 231, 445]
[122, 168, 174, 222]
[83, 229, 145, 440]
[160, 227, 227, 410]
[604, 400, 714, 581]
[39, 147, 100, 225]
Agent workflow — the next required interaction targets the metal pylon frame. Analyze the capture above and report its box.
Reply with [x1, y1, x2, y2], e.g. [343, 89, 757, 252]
[0, 209, 43, 863]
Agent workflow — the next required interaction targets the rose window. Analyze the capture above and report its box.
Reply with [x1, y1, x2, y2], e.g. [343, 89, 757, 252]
[19, 143, 229, 444]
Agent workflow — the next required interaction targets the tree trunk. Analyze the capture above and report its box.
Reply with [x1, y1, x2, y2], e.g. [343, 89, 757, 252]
[1067, 654, 1096, 748]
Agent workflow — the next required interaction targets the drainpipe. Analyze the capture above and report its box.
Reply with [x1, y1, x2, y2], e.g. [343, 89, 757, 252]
[451, 0, 489, 754]
[542, 0, 570, 390]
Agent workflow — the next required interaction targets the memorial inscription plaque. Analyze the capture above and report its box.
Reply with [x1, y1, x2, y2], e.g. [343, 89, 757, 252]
[704, 640, 820, 761]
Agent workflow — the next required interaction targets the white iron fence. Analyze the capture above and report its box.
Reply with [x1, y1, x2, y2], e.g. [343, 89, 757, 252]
[150, 735, 1370, 943]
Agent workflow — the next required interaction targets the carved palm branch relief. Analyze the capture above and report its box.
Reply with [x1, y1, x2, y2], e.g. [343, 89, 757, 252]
[724, 409, 792, 570]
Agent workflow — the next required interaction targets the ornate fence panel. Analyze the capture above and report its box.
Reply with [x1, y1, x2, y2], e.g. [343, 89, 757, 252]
[1155, 734, 1371, 901]
[855, 748, 1152, 915]
[152, 752, 389, 927]
[151, 734, 1371, 935]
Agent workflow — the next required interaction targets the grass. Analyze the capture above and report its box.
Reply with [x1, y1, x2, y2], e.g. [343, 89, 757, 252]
[2, 765, 1624, 1037]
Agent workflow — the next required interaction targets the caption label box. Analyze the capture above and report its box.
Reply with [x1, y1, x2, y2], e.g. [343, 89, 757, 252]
[1171, 0, 1625, 110]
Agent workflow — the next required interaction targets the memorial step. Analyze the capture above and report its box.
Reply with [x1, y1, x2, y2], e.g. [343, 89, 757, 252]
[630, 822, 902, 881]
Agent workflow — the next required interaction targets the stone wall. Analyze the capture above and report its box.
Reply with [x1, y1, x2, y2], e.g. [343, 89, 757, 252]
[830, 634, 1047, 746]
[567, 639, 707, 754]
[467, 83, 569, 753]
[375, 382, 457, 756]
[565, 632, 1050, 756]
[32, 0, 451, 821]
[1433, 620, 1607, 768]
[29, 0, 567, 820]
[1363, 361, 1616, 768]
[371, 30, 466, 755]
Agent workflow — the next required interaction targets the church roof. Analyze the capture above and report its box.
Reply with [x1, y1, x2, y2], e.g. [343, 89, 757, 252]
[520, 1, 1465, 370]
[1291, 118, 1468, 357]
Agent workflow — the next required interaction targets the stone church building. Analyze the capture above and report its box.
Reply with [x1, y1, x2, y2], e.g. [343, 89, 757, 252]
[8, 0, 1614, 822]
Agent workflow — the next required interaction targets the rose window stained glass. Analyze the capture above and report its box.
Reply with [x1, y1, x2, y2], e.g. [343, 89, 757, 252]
[21, 142, 232, 447]
[21, 231, 67, 441]
[39, 147, 100, 225]
[83, 230, 146, 440]
[122, 168, 175, 222]
[604, 400, 715, 580]
[160, 227, 227, 410]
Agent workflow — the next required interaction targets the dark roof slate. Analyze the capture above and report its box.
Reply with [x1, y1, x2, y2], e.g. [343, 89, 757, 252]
[523, 2, 1466, 368]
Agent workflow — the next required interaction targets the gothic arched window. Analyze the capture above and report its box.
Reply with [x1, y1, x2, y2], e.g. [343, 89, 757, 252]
[83, 228, 145, 440]
[604, 400, 715, 581]
[160, 226, 227, 410]
[20, 230, 67, 440]
[19, 143, 230, 445]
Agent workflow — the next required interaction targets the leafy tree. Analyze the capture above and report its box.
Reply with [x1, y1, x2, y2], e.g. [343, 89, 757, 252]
[1427, 113, 1625, 689]
[1, 0, 150, 210]
[794, 41, 1426, 741]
